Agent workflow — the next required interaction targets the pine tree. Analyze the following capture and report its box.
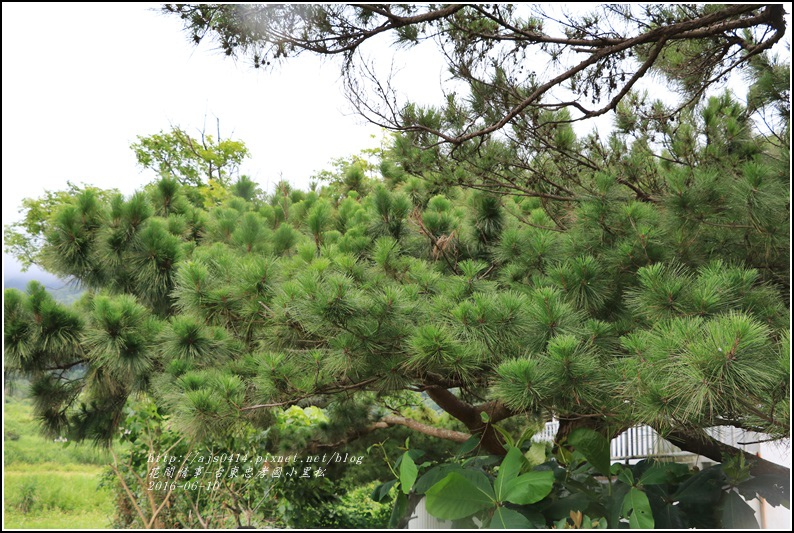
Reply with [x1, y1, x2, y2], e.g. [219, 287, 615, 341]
[5, 83, 789, 485]
[4, 11, 791, 524]
[163, 4, 787, 195]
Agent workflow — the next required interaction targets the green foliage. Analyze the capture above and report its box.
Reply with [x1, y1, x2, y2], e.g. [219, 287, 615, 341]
[379, 446, 557, 527]
[4, 183, 116, 271]
[3, 393, 115, 529]
[399, 450, 418, 494]
[302, 480, 393, 529]
[3, 396, 113, 466]
[395, 440, 783, 529]
[103, 399, 280, 529]
[5, 469, 114, 516]
[567, 428, 610, 477]
[231, 175, 263, 203]
[4, 468, 114, 528]
[4, 83, 790, 528]
[426, 471, 497, 520]
[7, 118, 789, 441]
[745, 51, 790, 121]
[131, 126, 249, 188]
[622, 487, 654, 529]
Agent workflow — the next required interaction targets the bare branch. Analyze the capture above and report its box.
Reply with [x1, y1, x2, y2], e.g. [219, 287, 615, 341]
[378, 414, 471, 443]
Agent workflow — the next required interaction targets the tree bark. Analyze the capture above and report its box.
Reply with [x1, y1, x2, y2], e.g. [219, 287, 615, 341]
[552, 416, 596, 447]
[379, 415, 471, 443]
[664, 428, 790, 478]
[306, 414, 471, 453]
[425, 386, 507, 455]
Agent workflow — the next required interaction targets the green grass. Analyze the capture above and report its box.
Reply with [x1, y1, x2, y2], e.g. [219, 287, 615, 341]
[4, 510, 114, 530]
[3, 395, 116, 529]
[3, 468, 115, 529]
[4, 399, 112, 466]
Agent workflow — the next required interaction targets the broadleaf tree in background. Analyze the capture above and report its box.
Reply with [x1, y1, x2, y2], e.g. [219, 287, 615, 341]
[3, 2, 791, 528]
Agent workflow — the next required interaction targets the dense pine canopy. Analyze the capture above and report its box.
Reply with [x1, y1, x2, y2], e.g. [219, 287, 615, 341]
[4, 83, 789, 480]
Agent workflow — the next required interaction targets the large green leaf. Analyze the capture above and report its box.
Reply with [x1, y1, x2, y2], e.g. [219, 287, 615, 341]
[621, 488, 654, 529]
[389, 492, 409, 529]
[457, 435, 481, 456]
[414, 464, 464, 494]
[718, 490, 759, 529]
[489, 507, 534, 529]
[425, 471, 496, 520]
[494, 447, 524, 500]
[736, 474, 790, 508]
[503, 470, 555, 505]
[525, 441, 547, 467]
[653, 503, 687, 529]
[371, 479, 398, 502]
[568, 428, 611, 476]
[616, 465, 635, 486]
[646, 488, 688, 529]
[673, 465, 725, 508]
[638, 461, 689, 485]
[400, 451, 418, 494]
[604, 483, 631, 529]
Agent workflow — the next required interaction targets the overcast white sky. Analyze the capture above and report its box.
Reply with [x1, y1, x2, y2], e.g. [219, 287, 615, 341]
[2, 3, 790, 281]
[1, 3, 388, 217]
[1, 3, 449, 278]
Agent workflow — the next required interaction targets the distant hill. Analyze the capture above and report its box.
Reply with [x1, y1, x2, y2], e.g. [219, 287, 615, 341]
[3, 276, 31, 291]
[4, 265, 85, 305]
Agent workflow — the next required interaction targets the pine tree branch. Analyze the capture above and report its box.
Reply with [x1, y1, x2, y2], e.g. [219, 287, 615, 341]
[40, 359, 88, 372]
[240, 377, 382, 412]
[503, 203, 565, 232]
[736, 399, 789, 431]
[378, 415, 471, 443]
[663, 428, 790, 478]
[425, 386, 506, 454]
[425, 386, 478, 423]
[410, 209, 460, 274]
[615, 177, 657, 203]
[307, 414, 471, 452]
[239, 398, 304, 412]
[405, 5, 775, 145]
[737, 437, 782, 446]
[474, 400, 516, 425]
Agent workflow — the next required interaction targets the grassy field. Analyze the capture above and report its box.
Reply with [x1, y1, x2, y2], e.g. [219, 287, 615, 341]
[3, 396, 116, 530]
